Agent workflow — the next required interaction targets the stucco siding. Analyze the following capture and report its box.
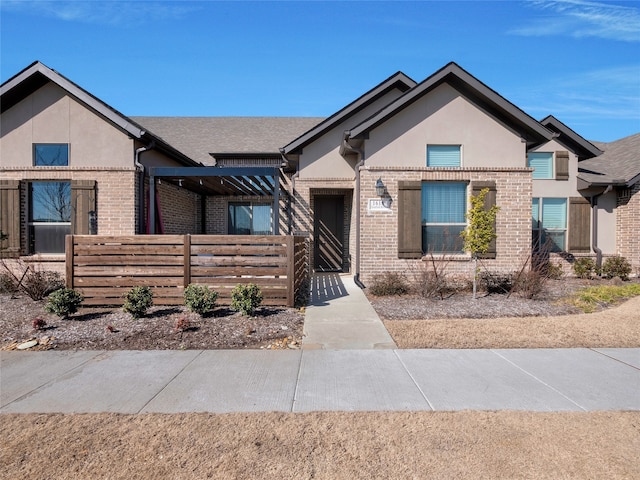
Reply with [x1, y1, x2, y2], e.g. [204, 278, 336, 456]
[298, 89, 407, 179]
[530, 139, 582, 198]
[597, 192, 617, 255]
[1, 82, 133, 168]
[365, 84, 525, 168]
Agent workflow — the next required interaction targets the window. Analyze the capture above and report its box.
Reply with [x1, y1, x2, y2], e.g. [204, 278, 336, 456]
[532, 197, 567, 252]
[228, 202, 272, 235]
[427, 145, 461, 167]
[422, 182, 466, 253]
[34, 144, 69, 166]
[29, 181, 71, 253]
[528, 152, 553, 179]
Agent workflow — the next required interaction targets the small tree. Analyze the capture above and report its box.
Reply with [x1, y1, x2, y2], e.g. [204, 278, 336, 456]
[460, 188, 500, 299]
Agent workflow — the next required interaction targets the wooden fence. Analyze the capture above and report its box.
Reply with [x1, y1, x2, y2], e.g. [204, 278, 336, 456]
[65, 235, 308, 307]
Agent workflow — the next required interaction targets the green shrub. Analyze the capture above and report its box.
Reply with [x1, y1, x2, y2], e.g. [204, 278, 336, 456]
[231, 283, 263, 316]
[45, 288, 84, 319]
[573, 257, 596, 279]
[123, 286, 153, 319]
[184, 284, 218, 315]
[545, 261, 565, 280]
[602, 256, 632, 281]
[369, 272, 410, 296]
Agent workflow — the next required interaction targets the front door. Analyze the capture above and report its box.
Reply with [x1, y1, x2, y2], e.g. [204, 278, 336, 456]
[314, 196, 344, 271]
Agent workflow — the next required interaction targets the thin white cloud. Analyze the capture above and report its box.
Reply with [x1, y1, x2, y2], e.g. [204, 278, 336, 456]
[518, 65, 640, 121]
[1, 0, 197, 27]
[511, 0, 640, 42]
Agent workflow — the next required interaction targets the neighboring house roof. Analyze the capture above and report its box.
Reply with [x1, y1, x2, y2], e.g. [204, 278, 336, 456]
[1, 61, 199, 167]
[132, 116, 324, 165]
[346, 62, 553, 148]
[540, 115, 603, 160]
[282, 71, 416, 155]
[578, 133, 640, 188]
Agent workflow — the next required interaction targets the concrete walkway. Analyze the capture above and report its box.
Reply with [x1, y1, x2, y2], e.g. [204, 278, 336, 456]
[302, 273, 396, 349]
[1, 348, 638, 413]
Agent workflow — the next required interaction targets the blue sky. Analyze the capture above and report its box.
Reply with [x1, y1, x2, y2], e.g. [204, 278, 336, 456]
[1, 0, 639, 142]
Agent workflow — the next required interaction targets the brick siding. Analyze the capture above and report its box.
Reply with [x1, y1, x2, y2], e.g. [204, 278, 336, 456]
[616, 184, 640, 274]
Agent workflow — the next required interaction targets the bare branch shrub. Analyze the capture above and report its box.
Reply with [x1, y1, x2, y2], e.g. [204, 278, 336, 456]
[368, 271, 411, 296]
[407, 255, 461, 299]
[0, 259, 63, 300]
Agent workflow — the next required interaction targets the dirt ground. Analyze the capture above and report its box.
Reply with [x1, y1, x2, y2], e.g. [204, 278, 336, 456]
[2, 278, 638, 350]
[2, 279, 639, 478]
[383, 294, 640, 349]
[2, 411, 639, 479]
[0, 297, 305, 351]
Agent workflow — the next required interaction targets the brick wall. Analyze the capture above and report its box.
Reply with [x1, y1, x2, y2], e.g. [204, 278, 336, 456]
[293, 178, 356, 272]
[293, 170, 532, 280]
[2, 167, 138, 256]
[155, 181, 202, 234]
[616, 184, 640, 274]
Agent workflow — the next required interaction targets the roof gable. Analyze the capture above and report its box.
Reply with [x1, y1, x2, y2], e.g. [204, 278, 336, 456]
[540, 115, 603, 160]
[1, 61, 199, 167]
[282, 71, 416, 155]
[1, 61, 146, 138]
[347, 62, 553, 148]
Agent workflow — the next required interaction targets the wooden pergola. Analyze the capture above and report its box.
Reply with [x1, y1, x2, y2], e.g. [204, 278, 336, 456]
[147, 166, 282, 235]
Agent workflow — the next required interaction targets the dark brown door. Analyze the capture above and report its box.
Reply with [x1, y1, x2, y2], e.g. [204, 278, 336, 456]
[314, 196, 344, 271]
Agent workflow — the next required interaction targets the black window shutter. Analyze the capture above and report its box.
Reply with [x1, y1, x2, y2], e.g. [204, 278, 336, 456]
[397, 181, 422, 259]
[569, 197, 591, 253]
[470, 181, 497, 259]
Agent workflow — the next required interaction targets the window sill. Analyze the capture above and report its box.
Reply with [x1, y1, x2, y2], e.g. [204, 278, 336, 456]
[421, 254, 471, 262]
[22, 254, 66, 263]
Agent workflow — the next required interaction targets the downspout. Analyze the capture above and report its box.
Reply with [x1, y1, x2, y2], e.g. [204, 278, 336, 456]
[134, 140, 155, 234]
[342, 133, 366, 289]
[591, 184, 613, 272]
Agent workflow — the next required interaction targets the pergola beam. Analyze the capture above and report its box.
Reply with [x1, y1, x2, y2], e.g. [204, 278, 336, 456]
[147, 166, 281, 235]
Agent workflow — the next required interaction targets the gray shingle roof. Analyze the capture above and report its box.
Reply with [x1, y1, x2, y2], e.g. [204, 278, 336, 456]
[579, 133, 640, 187]
[131, 116, 324, 165]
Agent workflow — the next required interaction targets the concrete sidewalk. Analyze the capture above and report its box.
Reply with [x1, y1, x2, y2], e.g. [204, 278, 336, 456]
[302, 273, 396, 349]
[2, 348, 638, 414]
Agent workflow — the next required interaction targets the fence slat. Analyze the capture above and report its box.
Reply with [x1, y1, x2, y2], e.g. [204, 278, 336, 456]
[67, 234, 307, 306]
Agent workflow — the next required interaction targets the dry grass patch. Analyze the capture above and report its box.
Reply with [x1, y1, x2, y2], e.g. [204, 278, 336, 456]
[2, 411, 639, 479]
[385, 294, 640, 349]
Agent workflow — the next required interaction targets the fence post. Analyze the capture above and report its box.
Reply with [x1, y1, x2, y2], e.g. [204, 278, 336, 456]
[184, 234, 191, 288]
[286, 236, 295, 307]
[65, 235, 74, 289]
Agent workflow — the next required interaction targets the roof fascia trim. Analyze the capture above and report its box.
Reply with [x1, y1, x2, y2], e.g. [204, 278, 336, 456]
[348, 62, 553, 145]
[282, 71, 416, 154]
[1, 61, 146, 139]
[540, 115, 603, 159]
